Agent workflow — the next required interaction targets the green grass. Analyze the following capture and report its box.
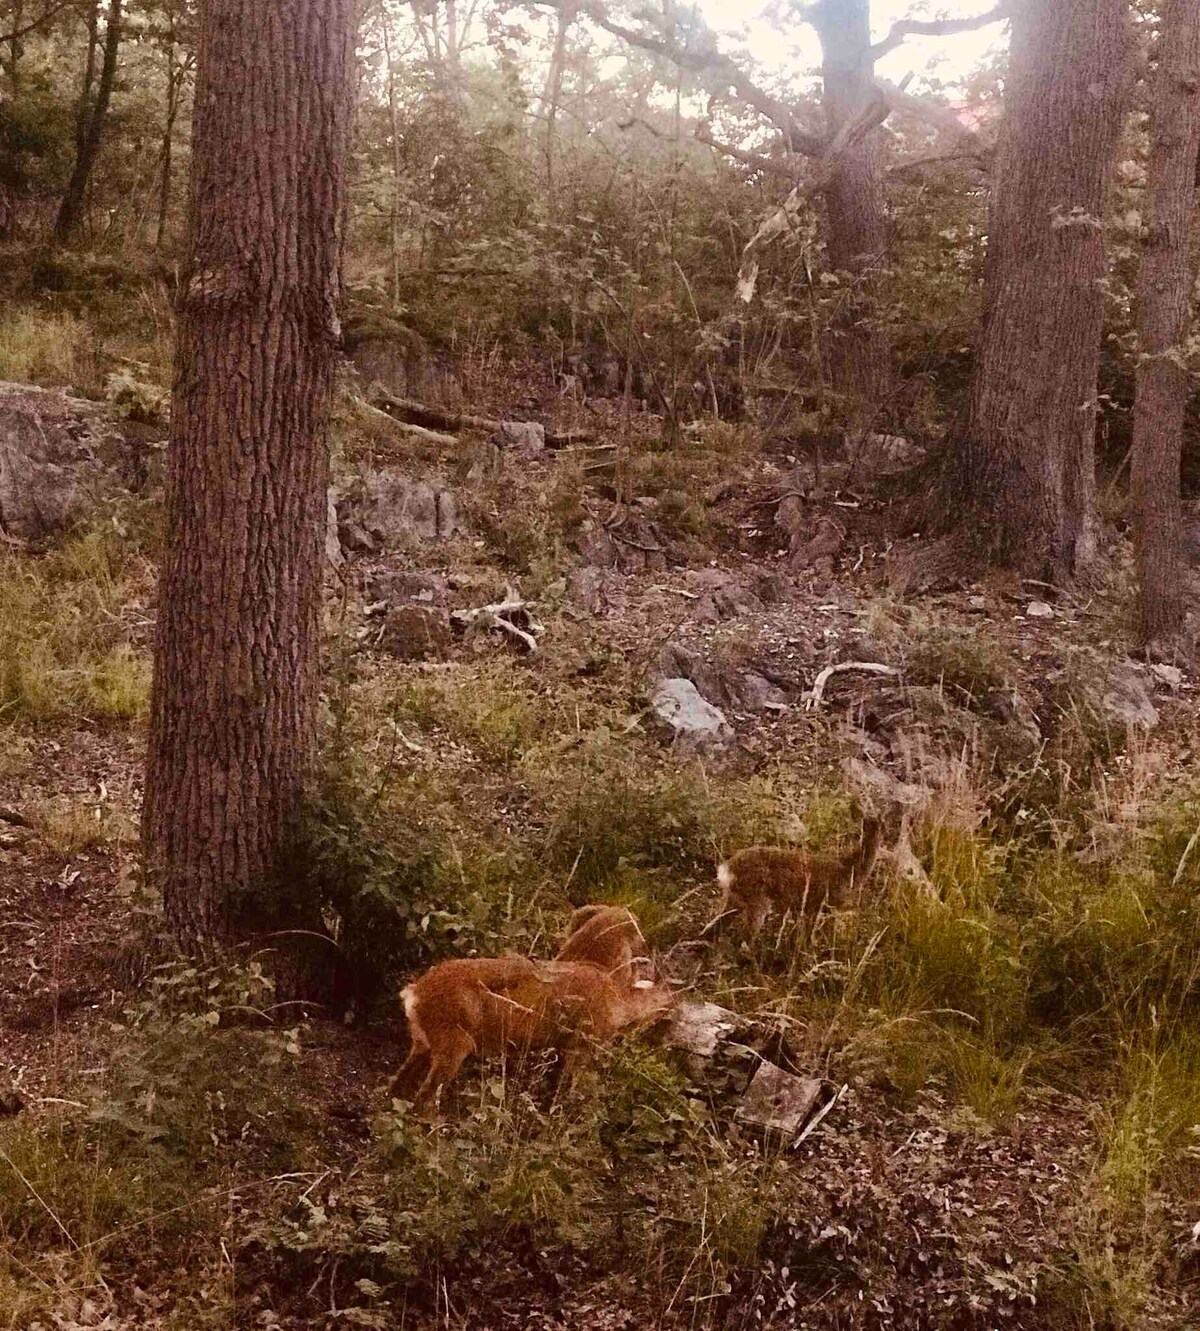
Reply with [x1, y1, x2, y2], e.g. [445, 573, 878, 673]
[0, 525, 153, 724]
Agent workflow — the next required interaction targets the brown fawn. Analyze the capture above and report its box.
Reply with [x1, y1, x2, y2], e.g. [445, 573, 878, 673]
[387, 905, 672, 1108]
[704, 812, 884, 939]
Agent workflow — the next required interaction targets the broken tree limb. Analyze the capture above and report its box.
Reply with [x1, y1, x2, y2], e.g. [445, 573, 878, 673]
[803, 661, 901, 709]
[368, 385, 589, 448]
[370, 386, 500, 434]
[451, 597, 544, 654]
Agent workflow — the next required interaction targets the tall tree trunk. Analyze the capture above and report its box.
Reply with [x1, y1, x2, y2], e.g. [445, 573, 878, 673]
[1132, 0, 1200, 656]
[153, 17, 184, 252]
[381, 12, 403, 310]
[958, 0, 1129, 579]
[143, 0, 357, 983]
[55, 0, 121, 241]
[808, 0, 893, 427]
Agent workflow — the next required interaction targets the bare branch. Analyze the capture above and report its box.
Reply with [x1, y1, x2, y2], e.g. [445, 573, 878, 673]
[887, 145, 991, 178]
[736, 84, 899, 301]
[535, 0, 827, 155]
[874, 77, 985, 147]
[0, 0, 77, 45]
[617, 114, 800, 180]
[865, 4, 1011, 66]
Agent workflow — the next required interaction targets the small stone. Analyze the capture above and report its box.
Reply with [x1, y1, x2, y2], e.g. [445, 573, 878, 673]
[1150, 662, 1183, 689]
[650, 678, 732, 744]
[1102, 661, 1159, 729]
[1025, 601, 1054, 619]
[967, 596, 988, 612]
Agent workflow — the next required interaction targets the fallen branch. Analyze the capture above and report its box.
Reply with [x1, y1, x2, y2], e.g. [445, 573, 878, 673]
[368, 385, 586, 448]
[451, 597, 545, 654]
[370, 386, 500, 434]
[803, 661, 901, 709]
[351, 393, 458, 445]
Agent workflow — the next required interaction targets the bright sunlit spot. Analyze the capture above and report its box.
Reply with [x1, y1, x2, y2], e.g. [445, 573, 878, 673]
[699, 0, 1009, 90]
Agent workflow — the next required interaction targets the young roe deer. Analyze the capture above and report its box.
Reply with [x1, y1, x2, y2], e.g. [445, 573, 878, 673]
[703, 813, 884, 939]
[387, 906, 671, 1108]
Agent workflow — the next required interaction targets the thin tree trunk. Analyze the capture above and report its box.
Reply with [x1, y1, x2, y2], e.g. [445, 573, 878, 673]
[143, 0, 357, 988]
[955, 0, 1129, 580]
[381, 13, 403, 310]
[154, 18, 184, 251]
[55, 0, 121, 241]
[541, 0, 574, 195]
[808, 0, 893, 427]
[1132, 0, 1200, 656]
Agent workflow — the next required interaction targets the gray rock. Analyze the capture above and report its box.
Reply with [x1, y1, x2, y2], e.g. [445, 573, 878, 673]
[338, 519, 379, 554]
[659, 1001, 745, 1077]
[1151, 662, 1183, 690]
[651, 678, 732, 744]
[0, 383, 110, 540]
[365, 570, 448, 606]
[347, 470, 458, 546]
[492, 420, 545, 455]
[1102, 661, 1159, 729]
[658, 642, 788, 714]
[1025, 600, 1054, 619]
[568, 565, 627, 616]
[856, 432, 926, 478]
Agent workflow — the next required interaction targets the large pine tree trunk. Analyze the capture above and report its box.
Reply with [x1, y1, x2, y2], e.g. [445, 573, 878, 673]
[54, 0, 121, 241]
[143, 0, 357, 976]
[808, 0, 893, 426]
[958, 0, 1129, 579]
[1132, 0, 1200, 657]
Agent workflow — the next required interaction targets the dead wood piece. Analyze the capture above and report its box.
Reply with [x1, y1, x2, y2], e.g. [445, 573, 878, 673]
[804, 661, 901, 709]
[370, 386, 500, 434]
[734, 1061, 828, 1139]
[544, 427, 596, 448]
[451, 597, 544, 654]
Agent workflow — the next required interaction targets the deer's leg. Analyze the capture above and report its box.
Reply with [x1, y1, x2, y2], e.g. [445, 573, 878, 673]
[412, 1027, 476, 1108]
[387, 1044, 432, 1101]
[747, 896, 771, 938]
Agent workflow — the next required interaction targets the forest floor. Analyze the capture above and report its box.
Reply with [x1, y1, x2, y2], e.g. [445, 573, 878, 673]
[1, 337, 1199, 1329]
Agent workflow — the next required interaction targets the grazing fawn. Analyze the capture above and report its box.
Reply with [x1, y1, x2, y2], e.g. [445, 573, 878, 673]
[704, 813, 884, 939]
[387, 906, 672, 1108]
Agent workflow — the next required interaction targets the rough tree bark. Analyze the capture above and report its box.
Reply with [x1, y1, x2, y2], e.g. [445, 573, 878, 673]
[54, 0, 121, 240]
[1132, 0, 1200, 656]
[956, 0, 1129, 579]
[143, 0, 357, 981]
[807, 0, 894, 425]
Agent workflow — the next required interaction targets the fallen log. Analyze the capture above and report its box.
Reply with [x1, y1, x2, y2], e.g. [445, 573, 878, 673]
[369, 385, 594, 448]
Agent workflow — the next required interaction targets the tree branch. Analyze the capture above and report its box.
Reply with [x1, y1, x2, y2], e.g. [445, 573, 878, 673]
[736, 82, 900, 301]
[536, 0, 827, 155]
[865, 4, 1011, 66]
[617, 114, 801, 180]
[0, 0, 76, 44]
[887, 145, 992, 178]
